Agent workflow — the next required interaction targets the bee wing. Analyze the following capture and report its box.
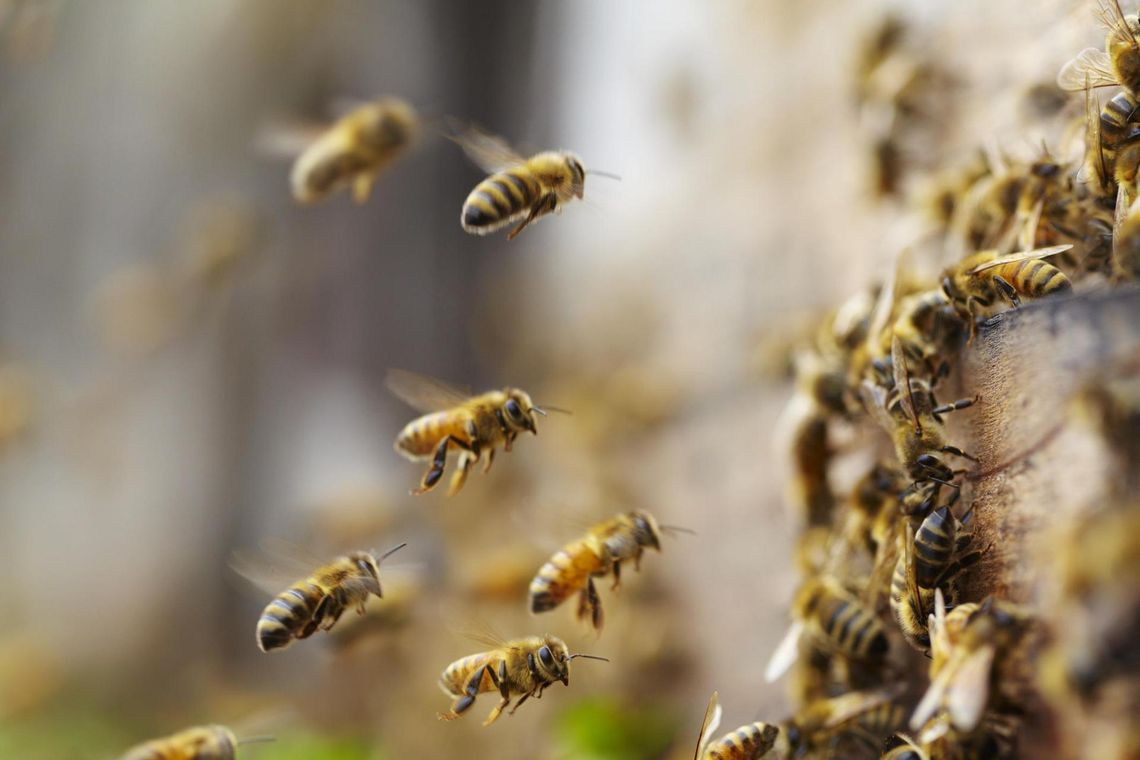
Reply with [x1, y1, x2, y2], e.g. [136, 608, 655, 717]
[1056, 47, 1118, 91]
[449, 618, 509, 649]
[1114, 183, 1132, 259]
[764, 619, 805, 682]
[859, 379, 895, 432]
[928, 587, 951, 659]
[1087, 84, 1108, 184]
[385, 369, 472, 412]
[910, 655, 955, 730]
[694, 691, 723, 760]
[890, 335, 917, 428]
[1017, 198, 1044, 252]
[965, 244, 1074, 274]
[447, 121, 526, 173]
[946, 645, 995, 731]
[1095, 0, 1140, 49]
[229, 541, 321, 597]
[254, 119, 329, 159]
[815, 685, 906, 730]
[864, 254, 902, 357]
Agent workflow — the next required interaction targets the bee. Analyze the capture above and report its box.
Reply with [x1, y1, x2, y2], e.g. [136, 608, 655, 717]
[239, 543, 406, 652]
[889, 288, 967, 381]
[882, 733, 928, 760]
[1082, 86, 1140, 198]
[117, 725, 271, 760]
[692, 691, 780, 760]
[786, 401, 835, 532]
[786, 686, 907, 757]
[912, 594, 1034, 737]
[452, 126, 618, 239]
[862, 338, 976, 488]
[765, 576, 889, 683]
[387, 370, 550, 496]
[289, 97, 418, 204]
[528, 511, 687, 631]
[1057, 1, 1140, 98]
[891, 504, 982, 651]
[437, 632, 607, 725]
[939, 245, 1073, 342]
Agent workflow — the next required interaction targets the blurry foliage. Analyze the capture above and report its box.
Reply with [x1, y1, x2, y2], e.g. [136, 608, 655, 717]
[554, 697, 677, 760]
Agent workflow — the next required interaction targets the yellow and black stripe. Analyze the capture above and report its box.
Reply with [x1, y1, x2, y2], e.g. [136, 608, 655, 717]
[816, 591, 889, 660]
[256, 581, 324, 652]
[703, 722, 780, 760]
[528, 540, 604, 613]
[462, 169, 542, 233]
[989, 257, 1071, 298]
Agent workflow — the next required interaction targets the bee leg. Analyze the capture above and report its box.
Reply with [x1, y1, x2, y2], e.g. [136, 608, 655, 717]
[482, 660, 511, 726]
[482, 447, 495, 474]
[508, 693, 531, 716]
[611, 561, 621, 591]
[414, 435, 472, 494]
[352, 172, 377, 204]
[993, 276, 1022, 308]
[448, 662, 494, 720]
[526, 652, 540, 684]
[576, 579, 604, 631]
[506, 193, 557, 240]
[931, 397, 975, 416]
[940, 445, 977, 462]
[448, 453, 475, 496]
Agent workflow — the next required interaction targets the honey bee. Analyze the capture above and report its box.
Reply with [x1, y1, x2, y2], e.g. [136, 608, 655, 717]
[692, 691, 780, 760]
[889, 288, 967, 380]
[939, 245, 1073, 341]
[786, 686, 907, 757]
[911, 594, 1034, 737]
[765, 576, 889, 683]
[235, 542, 406, 652]
[1057, 1, 1140, 98]
[528, 511, 688, 631]
[437, 632, 607, 725]
[289, 97, 418, 204]
[117, 725, 271, 760]
[387, 370, 550, 496]
[861, 338, 976, 488]
[452, 125, 618, 239]
[891, 504, 982, 651]
[1081, 86, 1140, 198]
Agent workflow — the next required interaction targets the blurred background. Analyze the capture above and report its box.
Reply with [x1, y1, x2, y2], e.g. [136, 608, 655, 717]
[0, 0, 1099, 758]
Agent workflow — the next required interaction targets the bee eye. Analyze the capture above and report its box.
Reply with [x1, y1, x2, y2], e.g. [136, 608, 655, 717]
[505, 399, 523, 421]
[538, 646, 555, 669]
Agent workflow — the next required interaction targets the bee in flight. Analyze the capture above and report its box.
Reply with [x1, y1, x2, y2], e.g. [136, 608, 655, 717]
[451, 125, 618, 239]
[287, 97, 419, 205]
[233, 541, 406, 652]
[692, 691, 780, 760]
[438, 632, 607, 726]
[528, 510, 690, 631]
[388, 369, 556, 496]
[117, 724, 272, 760]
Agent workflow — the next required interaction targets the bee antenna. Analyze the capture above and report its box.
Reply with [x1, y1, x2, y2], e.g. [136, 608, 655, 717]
[568, 653, 610, 662]
[926, 477, 960, 490]
[659, 524, 697, 536]
[587, 169, 622, 181]
[534, 404, 573, 415]
[238, 736, 276, 746]
[378, 542, 408, 562]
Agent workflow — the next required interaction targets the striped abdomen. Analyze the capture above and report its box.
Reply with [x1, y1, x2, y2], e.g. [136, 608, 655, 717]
[815, 591, 888, 660]
[988, 258, 1071, 298]
[461, 169, 542, 233]
[257, 580, 324, 652]
[702, 723, 780, 760]
[913, 507, 958, 588]
[439, 652, 496, 696]
[890, 555, 934, 650]
[119, 726, 236, 760]
[528, 540, 607, 613]
[395, 411, 466, 458]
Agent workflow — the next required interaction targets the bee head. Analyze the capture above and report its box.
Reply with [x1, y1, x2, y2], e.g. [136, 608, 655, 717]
[537, 635, 572, 686]
[630, 511, 663, 551]
[564, 154, 586, 199]
[351, 552, 384, 596]
[502, 389, 539, 435]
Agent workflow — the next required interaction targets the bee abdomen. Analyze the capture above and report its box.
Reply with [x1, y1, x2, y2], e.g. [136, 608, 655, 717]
[462, 170, 539, 231]
[441, 654, 493, 695]
[998, 259, 1071, 297]
[396, 412, 456, 458]
[705, 723, 779, 759]
[257, 583, 322, 652]
[528, 542, 604, 613]
[823, 597, 888, 658]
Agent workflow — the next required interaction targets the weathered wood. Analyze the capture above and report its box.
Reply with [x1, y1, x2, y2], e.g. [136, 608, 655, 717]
[959, 285, 1140, 604]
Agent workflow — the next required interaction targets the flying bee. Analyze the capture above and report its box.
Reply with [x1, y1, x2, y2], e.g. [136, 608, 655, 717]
[1057, 1, 1140, 98]
[765, 576, 889, 683]
[117, 725, 272, 760]
[387, 370, 553, 496]
[528, 511, 689, 631]
[939, 245, 1074, 341]
[452, 125, 619, 239]
[912, 594, 1035, 737]
[437, 632, 607, 726]
[289, 97, 419, 204]
[692, 691, 780, 760]
[891, 504, 982, 652]
[233, 542, 407, 652]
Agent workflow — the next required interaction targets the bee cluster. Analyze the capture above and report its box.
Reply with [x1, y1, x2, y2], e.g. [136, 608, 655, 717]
[765, 2, 1140, 758]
